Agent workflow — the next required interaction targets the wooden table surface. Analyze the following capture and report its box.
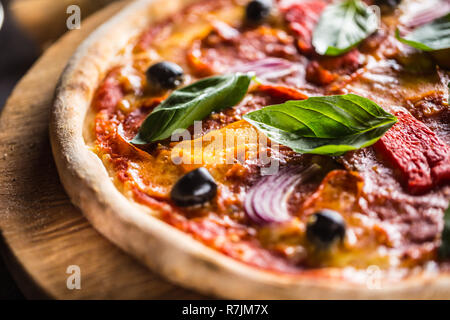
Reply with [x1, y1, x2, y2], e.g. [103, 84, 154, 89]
[0, 0, 205, 299]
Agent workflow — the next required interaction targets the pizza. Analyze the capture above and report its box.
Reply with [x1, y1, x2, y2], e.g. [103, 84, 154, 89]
[51, 0, 450, 299]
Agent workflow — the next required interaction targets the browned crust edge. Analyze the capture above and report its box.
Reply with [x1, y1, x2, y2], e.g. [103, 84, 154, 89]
[50, 0, 450, 299]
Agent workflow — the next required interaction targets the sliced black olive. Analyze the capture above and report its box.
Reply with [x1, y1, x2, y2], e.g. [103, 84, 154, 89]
[146, 61, 184, 90]
[170, 168, 217, 207]
[245, 0, 272, 23]
[306, 210, 346, 249]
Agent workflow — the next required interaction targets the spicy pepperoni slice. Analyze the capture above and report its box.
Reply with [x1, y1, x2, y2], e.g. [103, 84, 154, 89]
[374, 109, 450, 194]
[280, 1, 361, 86]
[93, 69, 124, 112]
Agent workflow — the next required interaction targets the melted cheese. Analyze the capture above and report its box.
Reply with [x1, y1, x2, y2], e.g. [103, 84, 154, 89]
[171, 120, 272, 173]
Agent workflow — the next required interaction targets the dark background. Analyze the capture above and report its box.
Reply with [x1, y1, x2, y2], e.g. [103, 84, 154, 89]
[0, 0, 39, 299]
[0, 1, 38, 108]
[0, 0, 117, 300]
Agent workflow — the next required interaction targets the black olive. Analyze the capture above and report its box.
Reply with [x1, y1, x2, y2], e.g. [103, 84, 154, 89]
[170, 168, 217, 207]
[245, 0, 272, 23]
[146, 61, 184, 90]
[375, 0, 401, 8]
[306, 210, 346, 249]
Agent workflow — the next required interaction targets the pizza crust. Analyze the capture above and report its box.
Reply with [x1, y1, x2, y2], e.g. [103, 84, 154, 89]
[50, 0, 450, 299]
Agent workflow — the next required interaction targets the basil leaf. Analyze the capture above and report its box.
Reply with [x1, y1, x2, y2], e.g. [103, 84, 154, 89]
[243, 94, 397, 155]
[439, 204, 450, 259]
[131, 73, 252, 144]
[312, 0, 378, 56]
[396, 13, 450, 51]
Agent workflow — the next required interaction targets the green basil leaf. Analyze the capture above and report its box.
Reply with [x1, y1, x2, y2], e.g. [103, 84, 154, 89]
[243, 94, 397, 155]
[312, 0, 378, 56]
[396, 13, 450, 51]
[439, 203, 450, 259]
[131, 73, 252, 144]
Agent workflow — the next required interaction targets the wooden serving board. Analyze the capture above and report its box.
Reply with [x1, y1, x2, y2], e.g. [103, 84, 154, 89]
[0, 0, 204, 299]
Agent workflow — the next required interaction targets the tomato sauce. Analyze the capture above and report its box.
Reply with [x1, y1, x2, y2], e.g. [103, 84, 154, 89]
[374, 109, 450, 194]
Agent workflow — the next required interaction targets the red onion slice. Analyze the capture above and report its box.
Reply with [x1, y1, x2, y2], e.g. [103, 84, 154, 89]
[244, 164, 321, 224]
[401, 0, 450, 28]
[231, 58, 298, 81]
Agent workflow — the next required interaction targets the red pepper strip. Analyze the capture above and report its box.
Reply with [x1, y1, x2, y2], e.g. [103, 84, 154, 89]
[374, 109, 450, 194]
[186, 40, 216, 77]
[279, 0, 327, 55]
[257, 83, 309, 101]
